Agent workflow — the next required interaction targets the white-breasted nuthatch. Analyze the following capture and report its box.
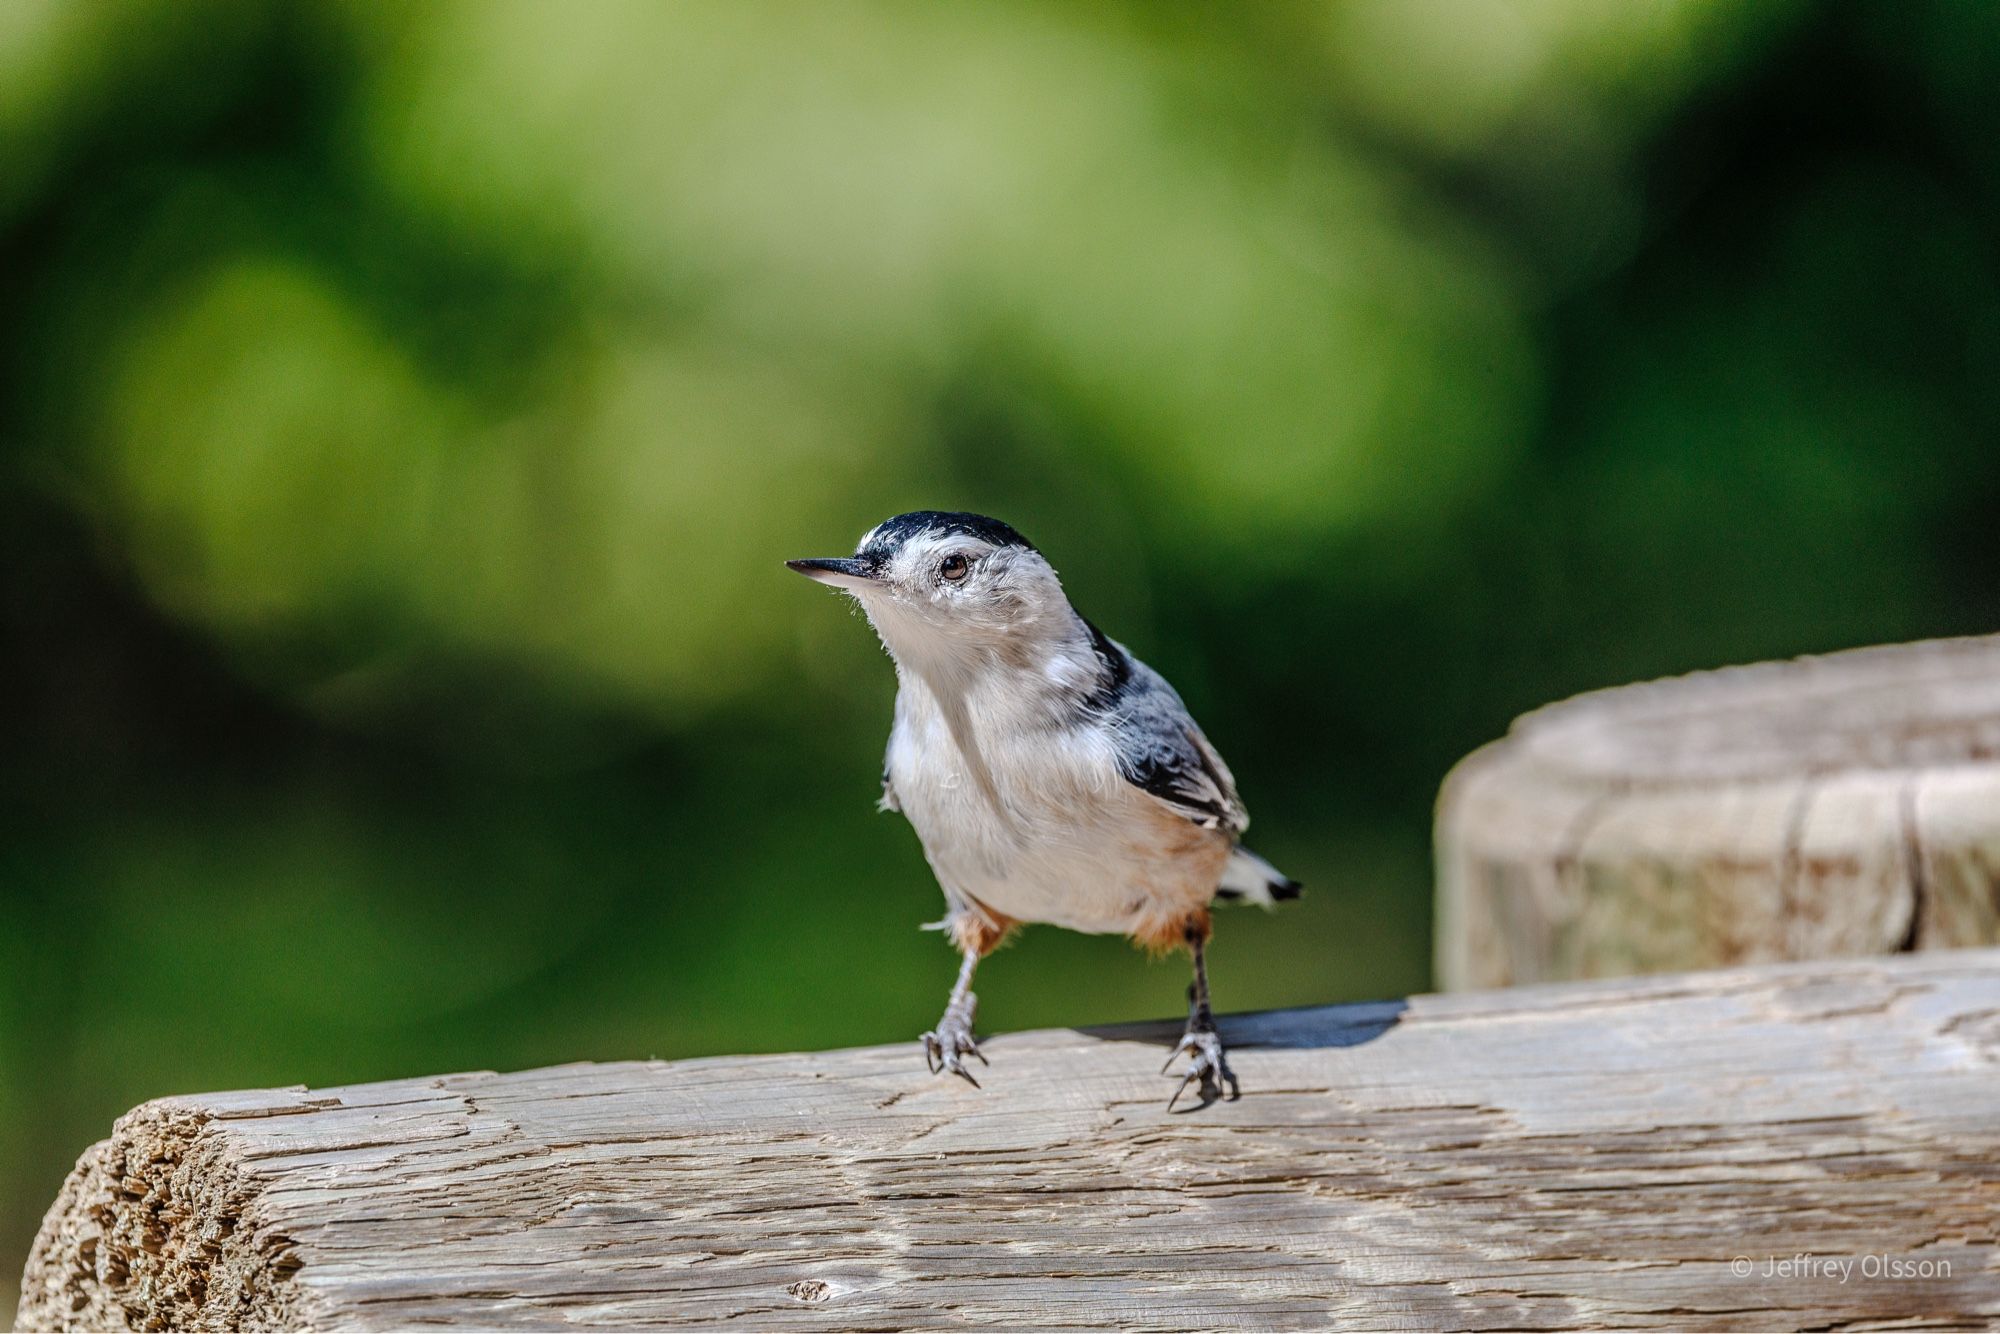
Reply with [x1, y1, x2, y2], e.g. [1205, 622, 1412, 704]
[789, 511, 1300, 1108]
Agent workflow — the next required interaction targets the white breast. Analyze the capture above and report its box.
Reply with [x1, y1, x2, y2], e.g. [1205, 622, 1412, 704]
[886, 673, 1228, 936]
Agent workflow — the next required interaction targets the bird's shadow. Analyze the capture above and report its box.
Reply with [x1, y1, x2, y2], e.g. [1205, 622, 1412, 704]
[1076, 997, 1407, 1052]
[1074, 998, 1408, 1113]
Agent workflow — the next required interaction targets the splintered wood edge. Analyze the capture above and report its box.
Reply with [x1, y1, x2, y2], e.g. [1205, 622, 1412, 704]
[21, 1097, 307, 1332]
[17, 950, 2000, 1331]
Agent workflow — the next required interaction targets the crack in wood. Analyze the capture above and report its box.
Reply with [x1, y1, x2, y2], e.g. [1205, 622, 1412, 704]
[1898, 775, 1930, 953]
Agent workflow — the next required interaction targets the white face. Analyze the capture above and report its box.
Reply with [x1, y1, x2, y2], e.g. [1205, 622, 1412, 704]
[790, 524, 1072, 665]
[869, 530, 1064, 640]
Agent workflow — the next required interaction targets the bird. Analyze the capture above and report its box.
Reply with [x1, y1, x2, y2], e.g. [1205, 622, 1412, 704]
[787, 511, 1299, 1108]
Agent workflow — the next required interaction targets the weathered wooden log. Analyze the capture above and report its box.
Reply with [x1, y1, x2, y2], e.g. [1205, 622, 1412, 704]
[1437, 635, 2000, 991]
[20, 950, 2000, 1331]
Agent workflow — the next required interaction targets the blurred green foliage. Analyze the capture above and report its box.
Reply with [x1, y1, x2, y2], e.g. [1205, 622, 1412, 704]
[6, 0, 2000, 1297]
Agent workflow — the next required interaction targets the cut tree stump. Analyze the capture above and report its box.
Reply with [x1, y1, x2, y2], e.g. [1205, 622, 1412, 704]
[20, 950, 2000, 1331]
[1437, 635, 2000, 991]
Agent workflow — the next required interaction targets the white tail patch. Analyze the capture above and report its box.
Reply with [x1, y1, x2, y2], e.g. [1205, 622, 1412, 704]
[1216, 845, 1303, 908]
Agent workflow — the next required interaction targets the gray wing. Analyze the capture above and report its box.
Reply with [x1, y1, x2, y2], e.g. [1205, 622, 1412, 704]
[1088, 629, 1248, 835]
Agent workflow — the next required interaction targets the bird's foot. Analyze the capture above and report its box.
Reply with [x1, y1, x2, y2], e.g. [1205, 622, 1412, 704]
[921, 996, 986, 1088]
[1163, 1021, 1239, 1111]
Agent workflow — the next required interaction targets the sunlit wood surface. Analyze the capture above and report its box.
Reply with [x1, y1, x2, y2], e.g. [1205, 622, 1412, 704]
[21, 950, 2000, 1330]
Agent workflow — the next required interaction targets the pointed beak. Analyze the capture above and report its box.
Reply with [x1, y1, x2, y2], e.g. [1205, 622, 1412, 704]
[786, 557, 878, 591]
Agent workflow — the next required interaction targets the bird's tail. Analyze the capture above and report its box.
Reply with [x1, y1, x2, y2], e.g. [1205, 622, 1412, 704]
[1214, 844, 1303, 908]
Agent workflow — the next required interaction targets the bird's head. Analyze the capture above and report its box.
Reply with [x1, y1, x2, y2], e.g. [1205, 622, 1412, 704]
[788, 511, 1074, 670]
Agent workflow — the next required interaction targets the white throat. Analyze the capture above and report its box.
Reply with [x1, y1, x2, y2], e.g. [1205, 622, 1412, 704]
[859, 590, 1106, 830]
[859, 593, 1097, 715]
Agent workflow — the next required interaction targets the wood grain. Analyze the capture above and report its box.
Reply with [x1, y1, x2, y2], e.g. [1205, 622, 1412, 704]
[1437, 635, 2000, 990]
[20, 951, 2000, 1331]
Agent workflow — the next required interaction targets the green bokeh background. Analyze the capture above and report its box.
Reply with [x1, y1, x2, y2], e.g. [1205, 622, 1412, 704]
[7, 0, 2000, 1301]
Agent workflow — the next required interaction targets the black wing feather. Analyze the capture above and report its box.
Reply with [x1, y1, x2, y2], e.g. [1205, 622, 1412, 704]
[1123, 732, 1241, 831]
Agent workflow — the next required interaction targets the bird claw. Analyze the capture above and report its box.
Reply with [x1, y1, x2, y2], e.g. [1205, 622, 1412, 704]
[921, 1003, 984, 1088]
[1163, 1024, 1239, 1111]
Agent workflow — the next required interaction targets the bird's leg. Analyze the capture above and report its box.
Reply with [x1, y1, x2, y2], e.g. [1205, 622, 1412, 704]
[921, 947, 986, 1087]
[1164, 922, 1238, 1110]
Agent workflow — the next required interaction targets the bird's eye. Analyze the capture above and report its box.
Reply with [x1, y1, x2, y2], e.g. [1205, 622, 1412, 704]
[939, 554, 971, 583]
